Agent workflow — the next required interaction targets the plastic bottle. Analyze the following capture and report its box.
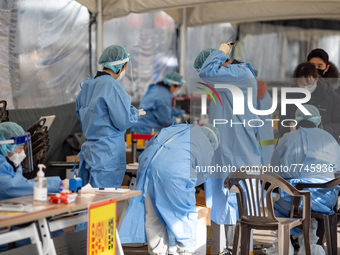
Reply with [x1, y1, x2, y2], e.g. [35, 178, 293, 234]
[34, 164, 47, 203]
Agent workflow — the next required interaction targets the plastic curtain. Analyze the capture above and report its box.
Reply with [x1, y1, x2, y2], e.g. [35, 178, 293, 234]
[239, 22, 340, 80]
[0, 0, 89, 109]
[185, 23, 237, 96]
[102, 11, 178, 103]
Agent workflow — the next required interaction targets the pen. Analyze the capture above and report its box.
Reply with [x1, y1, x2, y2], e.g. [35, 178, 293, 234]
[98, 188, 118, 190]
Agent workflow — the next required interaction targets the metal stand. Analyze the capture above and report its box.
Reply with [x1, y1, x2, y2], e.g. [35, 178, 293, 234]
[38, 218, 57, 255]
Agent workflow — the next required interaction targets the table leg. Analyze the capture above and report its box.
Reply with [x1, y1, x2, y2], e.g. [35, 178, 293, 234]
[38, 218, 57, 255]
[117, 177, 136, 230]
[116, 228, 125, 255]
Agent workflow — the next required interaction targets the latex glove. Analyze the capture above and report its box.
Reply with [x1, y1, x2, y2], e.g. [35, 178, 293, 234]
[176, 117, 182, 124]
[62, 179, 69, 191]
[219, 42, 233, 56]
[182, 113, 190, 121]
[138, 109, 146, 117]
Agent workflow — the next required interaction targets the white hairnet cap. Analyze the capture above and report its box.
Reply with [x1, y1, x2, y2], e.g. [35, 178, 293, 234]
[200, 124, 220, 150]
[295, 104, 321, 126]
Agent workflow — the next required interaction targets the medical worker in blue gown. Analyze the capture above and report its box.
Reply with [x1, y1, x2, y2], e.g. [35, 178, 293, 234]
[131, 72, 188, 134]
[195, 43, 262, 251]
[119, 124, 220, 255]
[76, 45, 144, 188]
[273, 104, 340, 218]
[0, 122, 61, 200]
[272, 105, 340, 244]
[257, 80, 274, 164]
[0, 122, 63, 251]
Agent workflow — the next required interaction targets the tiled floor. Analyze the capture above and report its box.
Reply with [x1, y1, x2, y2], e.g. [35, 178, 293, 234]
[122, 229, 340, 255]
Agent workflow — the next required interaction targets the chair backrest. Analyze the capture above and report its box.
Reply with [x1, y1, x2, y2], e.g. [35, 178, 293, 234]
[0, 100, 9, 123]
[224, 169, 303, 223]
[23, 118, 50, 179]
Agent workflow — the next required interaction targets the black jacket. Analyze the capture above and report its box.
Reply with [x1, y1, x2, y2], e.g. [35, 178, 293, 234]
[279, 80, 340, 144]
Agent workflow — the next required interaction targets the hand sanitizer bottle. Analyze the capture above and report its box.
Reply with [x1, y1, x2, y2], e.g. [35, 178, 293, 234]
[34, 164, 47, 203]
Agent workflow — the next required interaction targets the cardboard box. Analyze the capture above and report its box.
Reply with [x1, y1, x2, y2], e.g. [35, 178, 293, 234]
[206, 221, 226, 255]
[66, 154, 80, 163]
[192, 205, 210, 255]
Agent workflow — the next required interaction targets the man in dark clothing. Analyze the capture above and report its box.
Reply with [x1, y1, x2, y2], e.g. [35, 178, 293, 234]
[307, 48, 340, 93]
[279, 62, 340, 144]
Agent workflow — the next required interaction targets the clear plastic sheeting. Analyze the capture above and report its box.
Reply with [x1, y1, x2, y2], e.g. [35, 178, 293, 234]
[102, 11, 178, 102]
[0, 0, 89, 109]
[185, 23, 237, 96]
[239, 22, 340, 80]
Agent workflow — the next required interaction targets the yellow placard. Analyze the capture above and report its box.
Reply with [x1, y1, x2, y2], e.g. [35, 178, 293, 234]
[88, 198, 117, 255]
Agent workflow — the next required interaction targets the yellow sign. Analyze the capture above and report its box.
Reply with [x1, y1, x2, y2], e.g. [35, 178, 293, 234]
[88, 198, 117, 255]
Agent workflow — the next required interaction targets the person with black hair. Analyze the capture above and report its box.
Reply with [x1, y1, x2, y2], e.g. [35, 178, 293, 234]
[278, 62, 340, 144]
[307, 48, 340, 91]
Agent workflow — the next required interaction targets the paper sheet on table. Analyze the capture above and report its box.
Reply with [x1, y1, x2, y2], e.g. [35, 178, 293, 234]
[93, 188, 130, 193]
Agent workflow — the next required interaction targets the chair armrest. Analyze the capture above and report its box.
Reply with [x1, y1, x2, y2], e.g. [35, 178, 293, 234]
[289, 190, 311, 220]
[295, 178, 340, 190]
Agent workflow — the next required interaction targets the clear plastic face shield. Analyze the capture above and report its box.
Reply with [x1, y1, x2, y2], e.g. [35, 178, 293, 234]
[0, 132, 33, 173]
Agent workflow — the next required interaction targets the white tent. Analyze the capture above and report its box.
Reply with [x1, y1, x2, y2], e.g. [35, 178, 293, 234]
[75, 0, 340, 77]
[75, 0, 340, 26]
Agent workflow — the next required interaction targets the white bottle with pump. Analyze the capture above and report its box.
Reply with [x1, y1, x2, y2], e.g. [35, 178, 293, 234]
[34, 164, 47, 203]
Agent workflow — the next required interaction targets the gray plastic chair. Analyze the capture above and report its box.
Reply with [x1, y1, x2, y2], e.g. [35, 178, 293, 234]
[292, 177, 340, 255]
[224, 169, 311, 255]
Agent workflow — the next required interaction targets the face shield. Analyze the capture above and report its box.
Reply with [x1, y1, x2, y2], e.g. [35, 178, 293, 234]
[0, 132, 33, 173]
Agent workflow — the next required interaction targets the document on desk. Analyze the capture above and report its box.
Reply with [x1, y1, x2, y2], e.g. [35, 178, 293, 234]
[0, 202, 33, 212]
[93, 188, 130, 193]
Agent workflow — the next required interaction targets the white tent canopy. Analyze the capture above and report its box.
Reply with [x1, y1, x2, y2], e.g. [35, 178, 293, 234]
[76, 0, 340, 26]
[76, 0, 340, 81]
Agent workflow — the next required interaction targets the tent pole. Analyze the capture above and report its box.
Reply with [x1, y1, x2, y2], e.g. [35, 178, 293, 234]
[179, 8, 187, 94]
[180, 8, 187, 79]
[96, 0, 103, 71]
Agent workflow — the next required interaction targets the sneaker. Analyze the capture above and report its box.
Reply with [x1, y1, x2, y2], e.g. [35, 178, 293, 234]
[221, 248, 233, 255]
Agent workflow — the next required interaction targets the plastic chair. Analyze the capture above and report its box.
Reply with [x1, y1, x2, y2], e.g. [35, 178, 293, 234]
[292, 177, 340, 255]
[224, 169, 311, 255]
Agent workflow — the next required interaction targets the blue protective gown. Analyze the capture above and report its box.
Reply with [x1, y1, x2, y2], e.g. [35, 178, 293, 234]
[0, 155, 60, 200]
[131, 84, 185, 134]
[199, 50, 262, 225]
[272, 127, 340, 218]
[258, 91, 274, 164]
[119, 124, 214, 247]
[76, 74, 139, 188]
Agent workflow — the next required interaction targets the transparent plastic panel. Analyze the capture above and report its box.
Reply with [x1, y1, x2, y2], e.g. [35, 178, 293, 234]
[102, 11, 178, 103]
[0, 0, 89, 109]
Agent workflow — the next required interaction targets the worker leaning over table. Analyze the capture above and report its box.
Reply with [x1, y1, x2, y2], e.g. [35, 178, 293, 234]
[0, 122, 63, 200]
[76, 45, 145, 188]
[119, 123, 220, 255]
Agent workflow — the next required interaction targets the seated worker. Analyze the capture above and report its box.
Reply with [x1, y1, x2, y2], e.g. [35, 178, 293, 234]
[119, 124, 220, 255]
[131, 72, 188, 134]
[271, 105, 340, 254]
[278, 62, 340, 144]
[0, 122, 63, 200]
